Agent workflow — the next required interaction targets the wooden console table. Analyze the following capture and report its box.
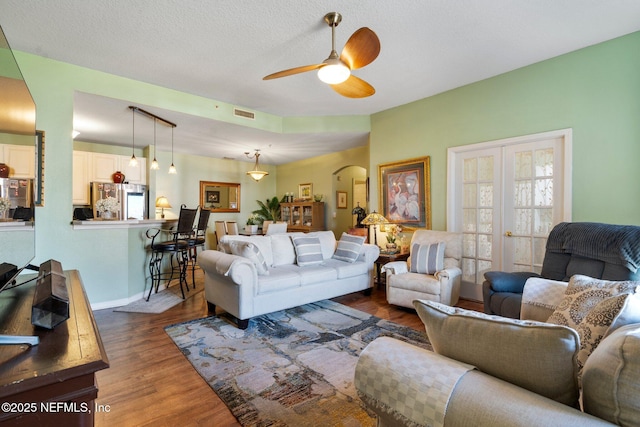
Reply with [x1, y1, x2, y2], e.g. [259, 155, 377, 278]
[0, 270, 109, 426]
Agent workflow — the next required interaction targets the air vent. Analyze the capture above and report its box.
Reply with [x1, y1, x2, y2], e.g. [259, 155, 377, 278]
[233, 108, 255, 120]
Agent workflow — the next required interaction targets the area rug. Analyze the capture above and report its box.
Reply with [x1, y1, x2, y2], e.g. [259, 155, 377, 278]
[114, 284, 202, 314]
[164, 299, 431, 426]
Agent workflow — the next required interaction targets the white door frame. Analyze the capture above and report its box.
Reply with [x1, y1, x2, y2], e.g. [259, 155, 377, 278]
[447, 128, 573, 300]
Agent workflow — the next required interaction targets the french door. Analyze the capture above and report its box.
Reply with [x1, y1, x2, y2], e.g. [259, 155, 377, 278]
[447, 129, 572, 300]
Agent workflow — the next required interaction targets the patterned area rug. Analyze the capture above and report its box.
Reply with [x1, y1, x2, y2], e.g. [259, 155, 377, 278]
[165, 300, 431, 426]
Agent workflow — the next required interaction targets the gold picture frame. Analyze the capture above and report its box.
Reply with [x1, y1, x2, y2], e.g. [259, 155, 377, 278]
[378, 156, 431, 229]
[336, 191, 347, 209]
[299, 183, 312, 200]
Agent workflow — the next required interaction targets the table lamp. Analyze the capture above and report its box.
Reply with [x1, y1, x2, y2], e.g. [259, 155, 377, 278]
[361, 211, 389, 246]
[155, 196, 172, 219]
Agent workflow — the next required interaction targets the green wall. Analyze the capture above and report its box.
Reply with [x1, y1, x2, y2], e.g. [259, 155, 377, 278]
[369, 31, 640, 230]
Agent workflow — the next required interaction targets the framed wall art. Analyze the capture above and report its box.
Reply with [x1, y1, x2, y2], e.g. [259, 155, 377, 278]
[378, 156, 431, 229]
[299, 183, 312, 200]
[336, 191, 347, 209]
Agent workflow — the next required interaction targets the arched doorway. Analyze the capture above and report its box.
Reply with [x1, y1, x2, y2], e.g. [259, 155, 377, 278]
[332, 165, 367, 235]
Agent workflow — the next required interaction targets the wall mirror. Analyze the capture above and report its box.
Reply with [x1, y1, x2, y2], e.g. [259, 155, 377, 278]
[199, 181, 240, 212]
[0, 24, 37, 288]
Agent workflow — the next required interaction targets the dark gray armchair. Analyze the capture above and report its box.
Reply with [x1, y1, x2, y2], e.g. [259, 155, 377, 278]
[483, 222, 640, 318]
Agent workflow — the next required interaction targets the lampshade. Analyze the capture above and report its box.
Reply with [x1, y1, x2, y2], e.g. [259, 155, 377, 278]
[155, 196, 172, 209]
[245, 149, 269, 182]
[155, 196, 171, 219]
[361, 211, 388, 226]
[317, 58, 350, 84]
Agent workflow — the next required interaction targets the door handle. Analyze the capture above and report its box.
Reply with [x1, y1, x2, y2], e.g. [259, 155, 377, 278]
[505, 231, 513, 237]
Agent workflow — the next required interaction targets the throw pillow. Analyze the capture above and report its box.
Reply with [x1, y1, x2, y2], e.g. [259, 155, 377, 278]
[332, 232, 366, 263]
[410, 242, 445, 274]
[582, 324, 640, 426]
[413, 299, 580, 406]
[291, 236, 324, 267]
[228, 241, 269, 275]
[546, 274, 640, 374]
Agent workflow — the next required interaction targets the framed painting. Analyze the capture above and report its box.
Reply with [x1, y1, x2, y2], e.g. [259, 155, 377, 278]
[378, 156, 431, 229]
[206, 190, 220, 203]
[299, 183, 312, 200]
[336, 191, 347, 209]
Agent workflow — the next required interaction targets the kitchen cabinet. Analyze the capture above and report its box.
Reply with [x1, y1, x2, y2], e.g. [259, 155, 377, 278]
[280, 201, 325, 232]
[0, 144, 35, 178]
[73, 150, 146, 205]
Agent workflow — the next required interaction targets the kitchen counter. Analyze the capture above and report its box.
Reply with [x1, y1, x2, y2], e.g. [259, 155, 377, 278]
[71, 218, 177, 230]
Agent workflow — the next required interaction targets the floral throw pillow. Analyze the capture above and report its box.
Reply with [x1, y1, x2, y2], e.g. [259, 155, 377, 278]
[547, 274, 640, 374]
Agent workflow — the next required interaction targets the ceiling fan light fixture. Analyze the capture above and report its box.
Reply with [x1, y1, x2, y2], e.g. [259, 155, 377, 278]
[317, 58, 350, 84]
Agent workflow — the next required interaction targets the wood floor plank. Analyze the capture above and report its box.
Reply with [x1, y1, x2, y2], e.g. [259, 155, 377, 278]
[93, 269, 482, 426]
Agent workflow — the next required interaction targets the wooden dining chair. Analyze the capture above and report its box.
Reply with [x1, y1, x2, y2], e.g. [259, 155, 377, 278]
[226, 221, 239, 235]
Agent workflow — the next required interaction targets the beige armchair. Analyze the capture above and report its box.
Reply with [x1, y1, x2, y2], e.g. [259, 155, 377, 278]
[384, 229, 463, 307]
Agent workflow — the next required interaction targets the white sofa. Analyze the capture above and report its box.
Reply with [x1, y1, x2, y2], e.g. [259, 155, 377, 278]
[198, 231, 380, 328]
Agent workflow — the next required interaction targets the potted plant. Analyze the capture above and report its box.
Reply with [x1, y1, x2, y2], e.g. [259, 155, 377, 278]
[385, 224, 402, 252]
[245, 214, 260, 233]
[252, 196, 282, 222]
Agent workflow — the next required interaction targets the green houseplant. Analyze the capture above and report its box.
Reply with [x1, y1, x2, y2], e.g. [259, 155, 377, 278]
[253, 196, 282, 222]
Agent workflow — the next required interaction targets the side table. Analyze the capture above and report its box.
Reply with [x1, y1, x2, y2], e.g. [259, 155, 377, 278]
[374, 251, 409, 288]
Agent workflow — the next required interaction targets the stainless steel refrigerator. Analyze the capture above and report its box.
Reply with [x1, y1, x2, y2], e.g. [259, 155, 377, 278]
[0, 178, 33, 220]
[91, 182, 147, 220]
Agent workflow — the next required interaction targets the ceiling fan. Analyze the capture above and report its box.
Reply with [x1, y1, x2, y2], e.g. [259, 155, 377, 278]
[263, 12, 380, 98]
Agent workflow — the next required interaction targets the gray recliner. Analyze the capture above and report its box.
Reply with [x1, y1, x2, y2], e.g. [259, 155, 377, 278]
[483, 222, 640, 318]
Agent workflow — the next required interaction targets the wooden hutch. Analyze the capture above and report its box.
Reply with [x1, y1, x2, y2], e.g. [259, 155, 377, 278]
[280, 201, 325, 232]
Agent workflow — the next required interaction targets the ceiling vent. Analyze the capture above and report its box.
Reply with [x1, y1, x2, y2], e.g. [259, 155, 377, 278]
[233, 108, 255, 120]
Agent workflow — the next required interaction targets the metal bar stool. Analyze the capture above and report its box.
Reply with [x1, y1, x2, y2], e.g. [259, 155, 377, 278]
[188, 207, 211, 287]
[146, 205, 198, 300]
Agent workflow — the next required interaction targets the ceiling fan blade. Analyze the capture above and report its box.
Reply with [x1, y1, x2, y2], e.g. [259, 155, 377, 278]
[340, 27, 380, 70]
[263, 63, 324, 80]
[330, 75, 375, 98]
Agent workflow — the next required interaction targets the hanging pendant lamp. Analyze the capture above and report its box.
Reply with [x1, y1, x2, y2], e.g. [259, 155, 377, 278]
[129, 107, 138, 167]
[168, 126, 177, 174]
[150, 118, 159, 170]
[245, 149, 268, 181]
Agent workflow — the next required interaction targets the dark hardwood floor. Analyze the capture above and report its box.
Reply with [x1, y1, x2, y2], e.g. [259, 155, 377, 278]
[93, 270, 482, 426]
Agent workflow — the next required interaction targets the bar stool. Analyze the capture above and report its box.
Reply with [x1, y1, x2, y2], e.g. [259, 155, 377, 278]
[146, 205, 198, 300]
[188, 207, 211, 286]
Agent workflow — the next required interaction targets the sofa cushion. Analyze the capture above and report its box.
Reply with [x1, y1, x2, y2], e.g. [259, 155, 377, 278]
[256, 267, 301, 294]
[219, 235, 274, 266]
[582, 324, 640, 426]
[227, 241, 269, 275]
[271, 234, 298, 266]
[547, 274, 640, 374]
[306, 231, 337, 260]
[322, 258, 369, 279]
[291, 236, 324, 266]
[333, 232, 366, 263]
[410, 242, 445, 274]
[413, 299, 580, 406]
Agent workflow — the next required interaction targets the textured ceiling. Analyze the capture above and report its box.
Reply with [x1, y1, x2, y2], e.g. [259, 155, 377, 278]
[1, 0, 640, 164]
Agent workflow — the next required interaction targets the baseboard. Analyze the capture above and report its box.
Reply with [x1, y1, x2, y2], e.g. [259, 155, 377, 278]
[90, 284, 168, 311]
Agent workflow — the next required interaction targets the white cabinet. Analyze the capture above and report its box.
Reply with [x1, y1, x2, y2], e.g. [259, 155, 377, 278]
[119, 155, 146, 184]
[0, 144, 35, 178]
[91, 153, 120, 183]
[72, 150, 147, 205]
[72, 151, 90, 204]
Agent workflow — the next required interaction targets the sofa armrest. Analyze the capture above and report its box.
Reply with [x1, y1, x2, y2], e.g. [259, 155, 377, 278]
[436, 266, 462, 282]
[198, 250, 257, 284]
[356, 337, 613, 427]
[483, 271, 541, 294]
[360, 243, 381, 266]
[382, 261, 408, 275]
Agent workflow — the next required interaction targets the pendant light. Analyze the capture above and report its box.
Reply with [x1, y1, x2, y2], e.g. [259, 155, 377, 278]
[150, 118, 159, 170]
[168, 126, 177, 174]
[245, 149, 268, 182]
[129, 107, 138, 167]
